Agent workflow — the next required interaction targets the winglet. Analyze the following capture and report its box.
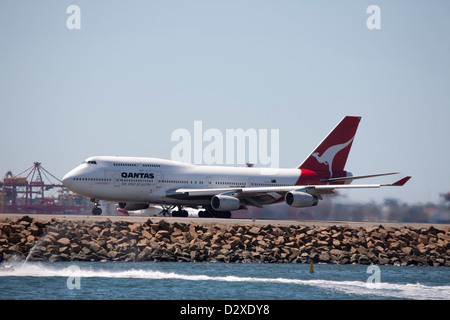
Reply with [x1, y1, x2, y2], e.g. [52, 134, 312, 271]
[390, 176, 411, 186]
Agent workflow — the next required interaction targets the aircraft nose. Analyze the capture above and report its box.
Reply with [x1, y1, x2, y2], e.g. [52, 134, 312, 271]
[62, 171, 75, 189]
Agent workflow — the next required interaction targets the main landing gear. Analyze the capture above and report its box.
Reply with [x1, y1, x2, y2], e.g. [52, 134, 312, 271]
[159, 205, 173, 217]
[198, 206, 231, 219]
[170, 206, 232, 218]
[91, 198, 102, 215]
[171, 205, 189, 217]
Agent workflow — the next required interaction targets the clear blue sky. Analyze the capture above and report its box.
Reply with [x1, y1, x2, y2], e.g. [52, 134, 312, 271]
[1, 1, 449, 204]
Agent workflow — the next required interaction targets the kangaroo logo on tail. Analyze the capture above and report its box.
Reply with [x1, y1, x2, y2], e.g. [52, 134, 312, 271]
[298, 116, 361, 177]
[311, 137, 354, 178]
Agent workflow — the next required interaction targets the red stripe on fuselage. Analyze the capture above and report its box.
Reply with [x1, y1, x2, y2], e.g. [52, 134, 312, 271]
[272, 169, 347, 205]
[295, 169, 321, 186]
[271, 169, 320, 205]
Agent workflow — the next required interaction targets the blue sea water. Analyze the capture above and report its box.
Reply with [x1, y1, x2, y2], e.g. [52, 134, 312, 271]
[0, 260, 449, 300]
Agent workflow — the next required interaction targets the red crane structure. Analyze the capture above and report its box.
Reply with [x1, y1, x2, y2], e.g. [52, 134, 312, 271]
[0, 162, 91, 214]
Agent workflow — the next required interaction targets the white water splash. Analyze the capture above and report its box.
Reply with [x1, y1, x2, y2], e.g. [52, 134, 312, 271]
[1, 262, 448, 300]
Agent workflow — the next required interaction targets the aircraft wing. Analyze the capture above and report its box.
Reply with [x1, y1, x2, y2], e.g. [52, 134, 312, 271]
[167, 176, 411, 205]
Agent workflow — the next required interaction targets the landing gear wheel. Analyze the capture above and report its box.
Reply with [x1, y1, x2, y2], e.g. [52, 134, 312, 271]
[92, 207, 102, 215]
[91, 199, 102, 215]
[204, 207, 231, 218]
[171, 205, 189, 217]
[198, 210, 210, 218]
[172, 209, 188, 217]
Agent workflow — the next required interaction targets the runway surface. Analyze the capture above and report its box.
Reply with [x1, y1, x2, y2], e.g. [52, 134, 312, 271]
[1, 213, 448, 230]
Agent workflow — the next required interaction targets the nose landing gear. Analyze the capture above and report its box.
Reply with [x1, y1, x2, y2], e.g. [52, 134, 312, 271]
[90, 198, 102, 215]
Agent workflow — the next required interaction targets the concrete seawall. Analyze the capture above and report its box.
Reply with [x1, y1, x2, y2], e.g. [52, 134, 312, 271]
[1, 215, 449, 266]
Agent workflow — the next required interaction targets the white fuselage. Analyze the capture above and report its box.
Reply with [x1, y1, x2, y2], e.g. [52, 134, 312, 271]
[60, 117, 410, 214]
[62, 156, 305, 207]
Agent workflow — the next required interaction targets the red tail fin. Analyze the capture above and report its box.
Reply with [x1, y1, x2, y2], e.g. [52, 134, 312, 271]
[298, 116, 361, 178]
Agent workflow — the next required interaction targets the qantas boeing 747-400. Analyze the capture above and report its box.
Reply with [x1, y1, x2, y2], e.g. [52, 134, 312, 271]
[62, 116, 411, 217]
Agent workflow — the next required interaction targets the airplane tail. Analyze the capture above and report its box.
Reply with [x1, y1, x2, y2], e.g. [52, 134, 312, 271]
[298, 116, 361, 178]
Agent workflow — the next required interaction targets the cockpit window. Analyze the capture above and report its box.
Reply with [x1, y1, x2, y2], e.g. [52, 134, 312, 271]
[82, 160, 97, 165]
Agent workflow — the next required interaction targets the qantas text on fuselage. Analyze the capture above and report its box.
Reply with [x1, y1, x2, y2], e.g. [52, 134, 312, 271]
[62, 116, 411, 217]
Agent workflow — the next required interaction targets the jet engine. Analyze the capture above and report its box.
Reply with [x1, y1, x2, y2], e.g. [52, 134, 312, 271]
[211, 195, 241, 211]
[285, 191, 318, 207]
[118, 202, 150, 211]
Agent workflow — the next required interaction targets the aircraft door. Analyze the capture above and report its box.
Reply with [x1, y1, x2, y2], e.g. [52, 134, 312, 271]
[154, 172, 162, 189]
[106, 170, 121, 187]
[148, 171, 162, 194]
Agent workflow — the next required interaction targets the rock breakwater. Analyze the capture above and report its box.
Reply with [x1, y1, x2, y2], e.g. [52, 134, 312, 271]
[1, 216, 449, 266]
